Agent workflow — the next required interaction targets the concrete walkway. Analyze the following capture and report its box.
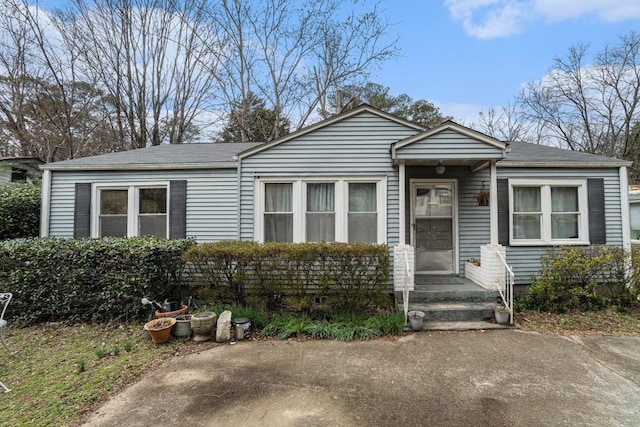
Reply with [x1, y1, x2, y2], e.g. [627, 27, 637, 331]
[81, 330, 640, 426]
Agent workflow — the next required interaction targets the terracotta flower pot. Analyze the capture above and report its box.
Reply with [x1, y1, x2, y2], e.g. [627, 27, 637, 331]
[154, 304, 188, 318]
[143, 317, 176, 343]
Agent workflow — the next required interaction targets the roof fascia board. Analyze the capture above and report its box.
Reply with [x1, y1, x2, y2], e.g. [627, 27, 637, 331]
[237, 105, 426, 160]
[41, 162, 238, 171]
[498, 161, 632, 168]
[392, 121, 507, 157]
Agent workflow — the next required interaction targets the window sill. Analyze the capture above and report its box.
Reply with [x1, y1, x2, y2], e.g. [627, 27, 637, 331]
[508, 240, 590, 247]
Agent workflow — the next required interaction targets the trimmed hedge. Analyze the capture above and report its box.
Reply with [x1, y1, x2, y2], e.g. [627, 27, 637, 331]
[184, 241, 390, 313]
[0, 183, 40, 239]
[0, 237, 195, 324]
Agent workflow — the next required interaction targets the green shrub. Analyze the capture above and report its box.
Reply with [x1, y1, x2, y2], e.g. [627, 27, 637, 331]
[527, 246, 638, 312]
[184, 241, 390, 314]
[0, 183, 40, 239]
[0, 237, 195, 324]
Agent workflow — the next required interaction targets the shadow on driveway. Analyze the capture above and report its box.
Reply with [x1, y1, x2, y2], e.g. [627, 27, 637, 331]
[81, 330, 640, 426]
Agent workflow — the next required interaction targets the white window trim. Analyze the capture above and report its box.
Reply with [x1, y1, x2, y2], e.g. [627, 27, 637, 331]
[509, 178, 589, 246]
[254, 176, 387, 243]
[91, 181, 170, 238]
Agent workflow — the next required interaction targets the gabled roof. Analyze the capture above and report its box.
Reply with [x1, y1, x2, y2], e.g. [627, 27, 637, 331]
[237, 104, 427, 159]
[501, 142, 631, 167]
[41, 142, 262, 171]
[391, 120, 508, 159]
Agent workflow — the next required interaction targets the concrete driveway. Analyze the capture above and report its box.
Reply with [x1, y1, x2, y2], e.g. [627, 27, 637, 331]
[81, 330, 640, 426]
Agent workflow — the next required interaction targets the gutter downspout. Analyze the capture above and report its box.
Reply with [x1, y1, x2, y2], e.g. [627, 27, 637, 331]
[40, 169, 51, 237]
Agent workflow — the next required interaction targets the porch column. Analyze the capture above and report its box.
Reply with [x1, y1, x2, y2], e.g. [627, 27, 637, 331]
[399, 162, 406, 245]
[490, 160, 498, 245]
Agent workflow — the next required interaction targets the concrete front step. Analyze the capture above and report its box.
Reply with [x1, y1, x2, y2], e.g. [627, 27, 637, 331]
[404, 320, 512, 331]
[395, 284, 500, 303]
[399, 302, 495, 322]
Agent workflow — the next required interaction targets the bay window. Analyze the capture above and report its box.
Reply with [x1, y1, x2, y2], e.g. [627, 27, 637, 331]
[510, 180, 587, 245]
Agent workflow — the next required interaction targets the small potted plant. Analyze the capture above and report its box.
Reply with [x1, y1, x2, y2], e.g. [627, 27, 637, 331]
[473, 188, 490, 206]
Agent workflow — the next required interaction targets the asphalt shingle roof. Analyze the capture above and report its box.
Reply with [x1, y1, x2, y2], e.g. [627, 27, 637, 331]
[41, 142, 263, 170]
[502, 141, 629, 166]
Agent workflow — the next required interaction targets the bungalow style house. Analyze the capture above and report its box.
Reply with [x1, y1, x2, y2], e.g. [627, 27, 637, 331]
[39, 105, 632, 324]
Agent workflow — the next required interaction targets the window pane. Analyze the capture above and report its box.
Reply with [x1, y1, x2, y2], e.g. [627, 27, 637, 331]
[306, 183, 335, 242]
[265, 214, 293, 242]
[100, 190, 127, 215]
[513, 187, 540, 212]
[264, 183, 293, 242]
[513, 214, 541, 239]
[265, 183, 292, 212]
[552, 214, 578, 239]
[307, 183, 334, 211]
[140, 188, 167, 214]
[631, 203, 640, 239]
[306, 213, 335, 242]
[551, 187, 578, 212]
[100, 216, 127, 237]
[139, 215, 167, 238]
[349, 213, 377, 243]
[349, 183, 376, 212]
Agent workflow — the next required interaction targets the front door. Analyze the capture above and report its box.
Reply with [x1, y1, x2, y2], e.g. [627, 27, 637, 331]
[411, 180, 457, 274]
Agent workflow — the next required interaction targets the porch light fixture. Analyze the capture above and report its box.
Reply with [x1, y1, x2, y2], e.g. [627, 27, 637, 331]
[435, 163, 445, 175]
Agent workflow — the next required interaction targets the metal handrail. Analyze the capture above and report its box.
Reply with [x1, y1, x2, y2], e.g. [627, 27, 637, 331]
[495, 250, 514, 324]
[403, 248, 412, 320]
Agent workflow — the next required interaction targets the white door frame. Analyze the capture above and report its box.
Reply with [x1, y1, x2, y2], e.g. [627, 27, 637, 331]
[409, 179, 459, 274]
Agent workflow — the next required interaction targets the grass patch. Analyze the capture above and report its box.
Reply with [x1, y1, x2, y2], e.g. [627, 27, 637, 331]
[0, 323, 181, 427]
[516, 306, 640, 336]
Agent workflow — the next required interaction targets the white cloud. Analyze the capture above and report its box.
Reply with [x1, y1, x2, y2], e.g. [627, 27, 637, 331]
[444, 0, 531, 39]
[434, 100, 490, 125]
[533, 0, 640, 22]
[445, 0, 640, 39]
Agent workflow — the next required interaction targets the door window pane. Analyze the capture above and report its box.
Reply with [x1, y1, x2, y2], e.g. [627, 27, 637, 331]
[306, 183, 335, 242]
[99, 189, 128, 237]
[264, 183, 293, 242]
[348, 183, 377, 243]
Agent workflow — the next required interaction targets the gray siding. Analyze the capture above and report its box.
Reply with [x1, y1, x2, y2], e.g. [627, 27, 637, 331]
[240, 111, 418, 242]
[48, 169, 238, 243]
[497, 167, 623, 284]
[396, 130, 504, 160]
[405, 166, 491, 274]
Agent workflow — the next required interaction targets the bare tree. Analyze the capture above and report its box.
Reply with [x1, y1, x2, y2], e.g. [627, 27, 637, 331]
[57, 0, 222, 148]
[519, 32, 640, 165]
[476, 102, 545, 142]
[0, 0, 117, 161]
[209, 0, 398, 141]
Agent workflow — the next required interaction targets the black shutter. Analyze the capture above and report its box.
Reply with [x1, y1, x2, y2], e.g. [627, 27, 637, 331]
[169, 180, 187, 239]
[74, 183, 91, 238]
[587, 178, 606, 244]
[497, 179, 509, 245]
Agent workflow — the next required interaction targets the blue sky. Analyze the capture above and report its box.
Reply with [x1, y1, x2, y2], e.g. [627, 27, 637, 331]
[374, 0, 640, 123]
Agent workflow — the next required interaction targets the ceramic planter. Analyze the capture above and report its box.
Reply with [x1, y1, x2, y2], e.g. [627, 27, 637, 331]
[191, 312, 217, 342]
[173, 315, 193, 338]
[143, 317, 176, 344]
